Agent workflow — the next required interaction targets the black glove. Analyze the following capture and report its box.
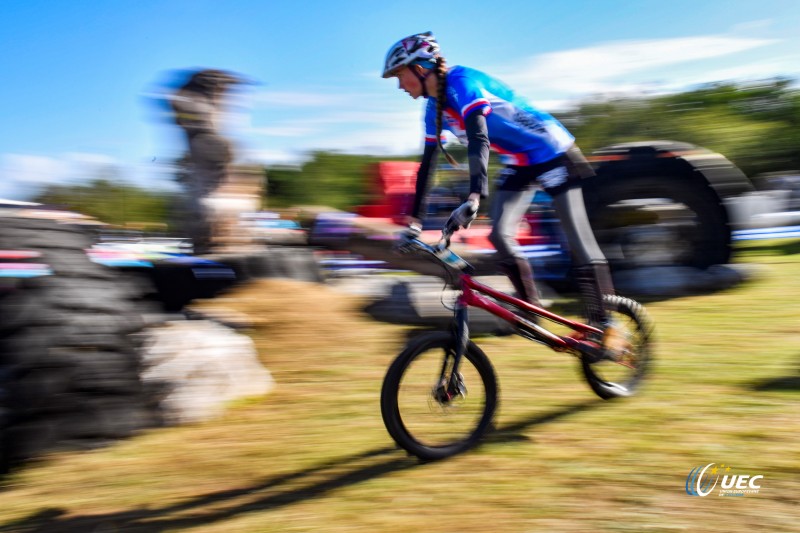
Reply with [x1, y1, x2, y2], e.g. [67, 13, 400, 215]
[395, 222, 422, 253]
[446, 200, 478, 231]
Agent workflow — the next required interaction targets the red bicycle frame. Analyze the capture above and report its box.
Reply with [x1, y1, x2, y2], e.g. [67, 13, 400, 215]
[457, 273, 603, 352]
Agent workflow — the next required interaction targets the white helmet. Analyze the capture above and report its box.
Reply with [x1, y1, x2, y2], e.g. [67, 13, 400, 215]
[382, 32, 440, 78]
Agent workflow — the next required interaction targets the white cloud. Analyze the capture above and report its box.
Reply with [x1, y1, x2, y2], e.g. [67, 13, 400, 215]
[499, 35, 779, 98]
[309, 122, 424, 155]
[251, 91, 348, 107]
[531, 98, 575, 112]
[242, 148, 309, 166]
[248, 125, 318, 137]
[0, 152, 128, 201]
[666, 57, 800, 89]
[240, 90, 427, 162]
[64, 152, 119, 166]
[0, 154, 64, 200]
[2, 154, 63, 185]
[241, 116, 424, 165]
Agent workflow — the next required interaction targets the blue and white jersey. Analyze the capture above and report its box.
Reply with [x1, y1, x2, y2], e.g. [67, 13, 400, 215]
[424, 66, 574, 166]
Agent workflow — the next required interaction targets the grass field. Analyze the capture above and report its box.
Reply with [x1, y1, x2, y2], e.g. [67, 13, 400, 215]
[1, 239, 798, 532]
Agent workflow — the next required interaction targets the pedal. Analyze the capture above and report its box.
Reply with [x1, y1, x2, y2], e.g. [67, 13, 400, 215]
[578, 340, 605, 363]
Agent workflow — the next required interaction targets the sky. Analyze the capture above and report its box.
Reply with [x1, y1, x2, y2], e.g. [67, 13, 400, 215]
[1, 0, 800, 200]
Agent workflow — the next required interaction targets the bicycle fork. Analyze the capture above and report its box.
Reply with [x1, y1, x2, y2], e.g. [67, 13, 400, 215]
[436, 303, 470, 403]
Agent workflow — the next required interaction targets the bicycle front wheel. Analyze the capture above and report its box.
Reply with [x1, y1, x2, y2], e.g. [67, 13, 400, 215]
[381, 331, 498, 461]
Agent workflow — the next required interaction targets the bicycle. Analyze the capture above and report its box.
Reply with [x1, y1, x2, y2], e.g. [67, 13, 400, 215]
[380, 216, 654, 461]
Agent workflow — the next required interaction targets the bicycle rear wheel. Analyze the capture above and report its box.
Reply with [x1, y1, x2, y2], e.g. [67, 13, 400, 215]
[581, 295, 654, 399]
[381, 331, 498, 461]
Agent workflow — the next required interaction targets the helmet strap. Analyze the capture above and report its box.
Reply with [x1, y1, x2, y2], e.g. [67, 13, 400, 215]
[411, 66, 431, 98]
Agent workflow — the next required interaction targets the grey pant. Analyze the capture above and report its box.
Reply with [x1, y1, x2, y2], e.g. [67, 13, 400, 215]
[488, 186, 537, 265]
[489, 185, 604, 266]
[488, 180, 613, 324]
[552, 187, 607, 266]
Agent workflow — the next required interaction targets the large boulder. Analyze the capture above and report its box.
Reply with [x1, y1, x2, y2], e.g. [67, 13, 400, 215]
[137, 319, 273, 425]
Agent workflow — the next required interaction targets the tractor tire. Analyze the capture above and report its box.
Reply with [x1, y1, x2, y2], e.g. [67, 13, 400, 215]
[584, 142, 753, 271]
[0, 216, 154, 471]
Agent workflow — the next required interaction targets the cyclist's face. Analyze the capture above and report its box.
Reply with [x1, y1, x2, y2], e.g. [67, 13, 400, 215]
[396, 67, 425, 99]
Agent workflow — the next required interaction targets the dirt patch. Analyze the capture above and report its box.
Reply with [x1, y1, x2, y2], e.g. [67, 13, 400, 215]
[189, 278, 385, 356]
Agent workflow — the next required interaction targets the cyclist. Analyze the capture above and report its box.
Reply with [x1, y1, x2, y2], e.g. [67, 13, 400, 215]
[383, 31, 616, 332]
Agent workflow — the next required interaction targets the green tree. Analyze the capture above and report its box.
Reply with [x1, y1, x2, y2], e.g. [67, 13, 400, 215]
[559, 78, 800, 178]
[265, 151, 417, 211]
[34, 180, 172, 228]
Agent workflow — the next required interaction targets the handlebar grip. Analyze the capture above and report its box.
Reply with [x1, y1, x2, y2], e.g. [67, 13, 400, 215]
[444, 216, 459, 234]
[444, 201, 478, 236]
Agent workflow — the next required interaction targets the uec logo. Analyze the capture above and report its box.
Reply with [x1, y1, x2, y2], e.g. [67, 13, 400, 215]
[686, 463, 763, 496]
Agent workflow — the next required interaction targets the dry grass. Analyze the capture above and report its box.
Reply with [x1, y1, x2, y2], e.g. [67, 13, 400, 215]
[1, 240, 798, 532]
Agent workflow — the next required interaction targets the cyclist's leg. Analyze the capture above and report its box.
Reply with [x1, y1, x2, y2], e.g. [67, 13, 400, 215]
[488, 179, 541, 306]
[552, 187, 633, 353]
[542, 146, 616, 326]
[551, 186, 615, 324]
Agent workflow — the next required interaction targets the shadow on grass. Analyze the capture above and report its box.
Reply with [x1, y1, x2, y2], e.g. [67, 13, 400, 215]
[0, 401, 598, 532]
[752, 376, 800, 391]
[735, 238, 800, 258]
[489, 400, 597, 443]
[749, 353, 800, 392]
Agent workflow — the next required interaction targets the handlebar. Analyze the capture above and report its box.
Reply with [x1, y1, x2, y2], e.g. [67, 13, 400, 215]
[398, 224, 473, 274]
[396, 200, 478, 273]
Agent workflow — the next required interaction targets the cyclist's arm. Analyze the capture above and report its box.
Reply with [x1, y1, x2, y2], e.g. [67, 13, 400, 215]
[465, 110, 490, 201]
[411, 107, 489, 219]
[410, 143, 440, 221]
